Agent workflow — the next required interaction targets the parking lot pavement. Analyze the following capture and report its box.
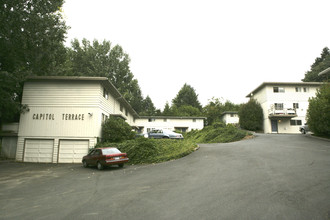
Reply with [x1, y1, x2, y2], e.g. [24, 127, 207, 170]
[0, 134, 330, 220]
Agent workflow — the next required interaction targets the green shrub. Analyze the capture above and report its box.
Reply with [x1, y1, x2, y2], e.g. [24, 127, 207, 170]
[238, 99, 263, 131]
[101, 117, 135, 143]
[185, 123, 248, 143]
[307, 84, 330, 137]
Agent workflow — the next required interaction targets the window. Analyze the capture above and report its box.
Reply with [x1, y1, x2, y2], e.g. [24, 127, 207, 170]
[148, 118, 155, 122]
[103, 88, 109, 99]
[147, 128, 155, 132]
[290, 120, 302, 126]
[295, 87, 301, 92]
[102, 113, 108, 123]
[273, 87, 285, 93]
[293, 103, 299, 109]
[125, 109, 128, 116]
[230, 114, 235, 117]
[274, 103, 284, 110]
[193, 119, 197, 122]
[303, 87, 308, 92]
[164, 119, 167, 122]
[120, 104, 123, 112]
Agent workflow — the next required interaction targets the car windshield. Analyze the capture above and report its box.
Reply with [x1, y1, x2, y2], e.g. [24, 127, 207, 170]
[101, 148, 121, 155]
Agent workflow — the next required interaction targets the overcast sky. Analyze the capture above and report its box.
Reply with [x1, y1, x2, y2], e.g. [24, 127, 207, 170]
[63, 0, 330, 110]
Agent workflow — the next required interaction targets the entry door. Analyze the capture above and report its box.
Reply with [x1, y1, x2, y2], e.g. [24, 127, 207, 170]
[271, 120, 278, 133]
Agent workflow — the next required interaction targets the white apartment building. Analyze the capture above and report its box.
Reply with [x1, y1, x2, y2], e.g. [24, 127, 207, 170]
[135, 116, 205, 133]
[220, 111, 239, 125]
[246, 82, 323, 134]
[12, 76, 205, 163]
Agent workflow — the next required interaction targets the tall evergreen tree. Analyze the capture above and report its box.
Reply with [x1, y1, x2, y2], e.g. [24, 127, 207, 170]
[140, 96, 156, 116]
[172, 83, 202, 110]
[302, 47, 330, 82]
[162, 102, 172, 116]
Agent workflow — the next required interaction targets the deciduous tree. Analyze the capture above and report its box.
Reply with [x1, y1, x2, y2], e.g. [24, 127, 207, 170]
[0, 0, 68, 124]
[203, 98, 240, 125]
[65, 39, 144, 113]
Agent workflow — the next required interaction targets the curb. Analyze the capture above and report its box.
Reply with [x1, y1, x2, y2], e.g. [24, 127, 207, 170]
[305, 134, 330, 142]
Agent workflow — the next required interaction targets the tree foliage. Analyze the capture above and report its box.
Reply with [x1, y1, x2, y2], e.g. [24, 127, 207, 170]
[203, 98, 240, 125]
[65, 39, 145, 113]
[172, 84, 202, 110]
[302, 47, 330, 82]
[0, 0, 68, 124]
[171, 105, 202, 117]
[101, 117, 135, 143]
[307, 84, 330, 137]
[238, 99, 263, 131]
[139, 95, 157, 116]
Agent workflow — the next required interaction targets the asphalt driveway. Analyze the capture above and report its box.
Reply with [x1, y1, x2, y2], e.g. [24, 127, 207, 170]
[0, 134, 329, 220]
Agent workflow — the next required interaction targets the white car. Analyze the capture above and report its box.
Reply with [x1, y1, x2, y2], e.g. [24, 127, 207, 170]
[148, 129, 184, 139]
[299, 124, 309, 134]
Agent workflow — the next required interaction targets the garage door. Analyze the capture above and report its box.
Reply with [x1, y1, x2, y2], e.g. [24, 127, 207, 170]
[58, 140, 89, 163]
[24, 139, 54, 163]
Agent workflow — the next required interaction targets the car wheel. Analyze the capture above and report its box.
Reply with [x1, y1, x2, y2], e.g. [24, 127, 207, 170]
[82, 160, 88, 168]
[162, 136, 169, 139]
[118, 164, 124, 168]
[97, 161, 104, 170]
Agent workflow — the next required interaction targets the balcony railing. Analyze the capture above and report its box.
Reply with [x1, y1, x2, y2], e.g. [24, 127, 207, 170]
[268, 108, 297, 118]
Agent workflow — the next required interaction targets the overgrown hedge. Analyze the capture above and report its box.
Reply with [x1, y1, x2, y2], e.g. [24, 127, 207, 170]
[96, 138, 198, 164]
[96, 122, 250, 165]
[185, 122, 249, 143]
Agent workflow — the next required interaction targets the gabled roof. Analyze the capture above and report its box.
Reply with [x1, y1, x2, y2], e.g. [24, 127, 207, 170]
[246, 82, 323, 98]
[318, 67, 330, 76]
[26, 76, 139, 118]
[220, 111, 238, 116]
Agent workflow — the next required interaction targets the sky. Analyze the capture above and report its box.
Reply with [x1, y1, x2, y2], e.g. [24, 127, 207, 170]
[63, 0, 330, 110]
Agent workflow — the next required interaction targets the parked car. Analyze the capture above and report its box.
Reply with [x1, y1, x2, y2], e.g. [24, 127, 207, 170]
[147, 129, 184, 139]
[299, 124, 309, 134]
[82, 147, 129, 170]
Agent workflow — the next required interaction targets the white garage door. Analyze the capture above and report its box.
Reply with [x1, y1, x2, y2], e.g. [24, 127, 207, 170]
[58, 140, 89, 163]
[24, 139, 54, 163]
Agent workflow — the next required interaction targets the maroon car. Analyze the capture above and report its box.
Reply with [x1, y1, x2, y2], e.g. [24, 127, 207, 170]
[82, 147, 129, 170]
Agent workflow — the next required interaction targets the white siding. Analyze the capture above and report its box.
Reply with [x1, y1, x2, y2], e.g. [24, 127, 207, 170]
[135, 117, 204, 132]
[22, 81, 101, 107]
